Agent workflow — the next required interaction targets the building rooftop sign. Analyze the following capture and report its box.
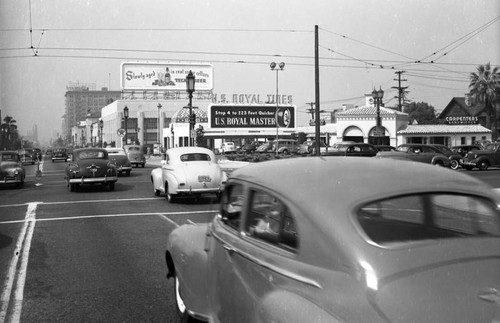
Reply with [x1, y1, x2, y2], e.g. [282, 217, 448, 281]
[121, 62, 213, 91]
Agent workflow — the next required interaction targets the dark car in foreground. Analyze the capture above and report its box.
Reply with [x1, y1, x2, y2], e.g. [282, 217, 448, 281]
[321, 142, 378, 157]
[376, 143, 451, 167]
[462, 142, 500, 170]
[165, 157, 500, 322]
[0, 151, 25, 187]
[65, 148, 118, 192]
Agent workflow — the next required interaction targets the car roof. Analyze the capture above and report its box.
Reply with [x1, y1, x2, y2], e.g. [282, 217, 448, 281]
[230, 157, 495, 229]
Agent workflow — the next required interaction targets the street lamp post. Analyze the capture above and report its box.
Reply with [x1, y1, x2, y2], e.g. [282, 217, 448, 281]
[157, 103, 162, 151]
[270, 62, 285, 156]
[99, 119, 104, 148]
[90, 123, 94, 147]
[186, 71, 196, 147]
[123, 106, 129, 147]
[371, 87, 385, 145]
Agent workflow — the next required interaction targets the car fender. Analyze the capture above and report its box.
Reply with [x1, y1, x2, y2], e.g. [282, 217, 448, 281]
[165, 170, 181, 194]
[167, 224, 210, 316]
[151, 168, 164, 192]
[474, 155, 492, 164]
[255, 290, 339, 323]
[431, 155, 449, 166]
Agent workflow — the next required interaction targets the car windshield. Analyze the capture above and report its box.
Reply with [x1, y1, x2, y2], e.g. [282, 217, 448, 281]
[357, 193, 500, 247]
[180, 153, 211, 162]
[1, 154, 17, 161]
[484, 144, 499, 151]
[77, 150, 106, 160]
[434, 146, 453, 154]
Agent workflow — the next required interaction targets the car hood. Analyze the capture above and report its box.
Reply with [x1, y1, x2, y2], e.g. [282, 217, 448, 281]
[0, 161, 21, 171]
[374, 256, 500, 322]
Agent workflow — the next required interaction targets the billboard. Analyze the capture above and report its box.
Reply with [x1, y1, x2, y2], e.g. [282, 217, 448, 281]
[209, 104, 295, 129]
[121, 62, 213, 91]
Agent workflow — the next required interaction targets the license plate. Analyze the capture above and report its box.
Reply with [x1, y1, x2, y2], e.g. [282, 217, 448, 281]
[198, 175, 211, 182]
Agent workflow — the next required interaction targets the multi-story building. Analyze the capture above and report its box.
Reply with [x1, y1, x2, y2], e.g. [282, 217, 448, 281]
[64, 82, 121, 143]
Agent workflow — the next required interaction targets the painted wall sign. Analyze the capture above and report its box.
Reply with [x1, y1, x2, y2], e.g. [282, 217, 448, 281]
[209, 105, 295, 129]
[121, 62, 213, 91]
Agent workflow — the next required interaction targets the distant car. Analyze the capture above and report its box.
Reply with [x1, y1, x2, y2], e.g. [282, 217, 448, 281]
[451, 144, 481, 157]
[376, 143, 451, 167]
[150, 147, 225, 202]
[165, 157, 500, 322]
[220, 142, 236, 154]
[124, 145, 146, 168]
[65, 148, 118, 192]
[241, 141, 263, 153]
[429, 144, 462, 170]
[255, 142, 274, 153]
[0, 151, 25, 187]
[256, 140, 299, 154]
[19, 153, 36, 165]
[51, 150, 68, 162]
[321, 142, 378, 157]
[106, 147, 132, 176]
[297, 140, 329, 155]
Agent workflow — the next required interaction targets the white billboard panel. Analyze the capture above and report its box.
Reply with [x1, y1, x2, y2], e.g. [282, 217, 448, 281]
[121, 62, 213, 91]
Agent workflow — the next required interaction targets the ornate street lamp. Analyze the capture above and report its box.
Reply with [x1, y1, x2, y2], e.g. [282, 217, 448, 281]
[186, 71, 196, 146]
[270, 62, 285, 156]
[99, 119, 104, 148]
[371, 87, 385, 145]
[123, 105, 129, 146]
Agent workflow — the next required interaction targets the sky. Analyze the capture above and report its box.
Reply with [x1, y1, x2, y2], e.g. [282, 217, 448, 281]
[1, 0, 499, 145]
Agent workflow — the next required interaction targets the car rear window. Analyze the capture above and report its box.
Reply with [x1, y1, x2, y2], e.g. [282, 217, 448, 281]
[78, 151, 106, 159]
[180, 153, 211, 162]
[357, 193, 500, 246]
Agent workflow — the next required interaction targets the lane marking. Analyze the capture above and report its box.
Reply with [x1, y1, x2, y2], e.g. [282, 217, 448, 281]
[0, 197, 163, 208]
[0, 210, 217, 225]
[0, 202, 37, 323]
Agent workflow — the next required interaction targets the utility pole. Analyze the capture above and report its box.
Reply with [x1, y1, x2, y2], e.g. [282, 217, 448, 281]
[314, 25, 321, 156]
[392, 71, 408, 112]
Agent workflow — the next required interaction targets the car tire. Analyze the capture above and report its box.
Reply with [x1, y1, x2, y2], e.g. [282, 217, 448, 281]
[450, 160, 459, 170]
[174, 276, 196, 323]
[154, 189, 161, 196]
[108, 182, 115, 191]
[126, 170, 131, 176]
[478, 161, 489, 171]
[167, 191, 176, 203]
[68, 182, 76, 192]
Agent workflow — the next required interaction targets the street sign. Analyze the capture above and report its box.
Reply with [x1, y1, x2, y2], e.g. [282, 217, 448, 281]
[117, 128, 126, 137]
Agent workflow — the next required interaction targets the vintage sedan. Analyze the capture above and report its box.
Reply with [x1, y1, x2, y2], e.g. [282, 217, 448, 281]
[165, 157, 500, 322]
[106, 147, 132, 176]
[151, 147, 225, 202]
[124, 144, 146, 168]
[321, 142, 378, 157]
[51, 149, 68, 162]
[0, 151, 26, 187]
[376, 143, 451, 167]
[65, 148, 118, 192]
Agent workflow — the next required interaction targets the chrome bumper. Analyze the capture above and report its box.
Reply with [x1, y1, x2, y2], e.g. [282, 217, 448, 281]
[69, 176, 118, 184]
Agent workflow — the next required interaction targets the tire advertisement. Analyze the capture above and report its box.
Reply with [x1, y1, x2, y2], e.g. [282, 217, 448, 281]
[209, 105, 295, 129]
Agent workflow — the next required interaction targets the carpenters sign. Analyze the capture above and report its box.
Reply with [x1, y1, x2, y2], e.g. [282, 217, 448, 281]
[209, 104, 296, 129]
[445, 116, 479, 124]
[121, 62, 213, 91]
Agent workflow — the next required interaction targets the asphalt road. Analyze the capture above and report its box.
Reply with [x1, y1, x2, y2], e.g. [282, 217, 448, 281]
[1, 155, 500, 322]
[0, 155, 219, 322]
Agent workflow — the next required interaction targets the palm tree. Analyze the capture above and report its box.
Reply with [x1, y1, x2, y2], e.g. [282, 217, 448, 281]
[468, 62, 500, 139]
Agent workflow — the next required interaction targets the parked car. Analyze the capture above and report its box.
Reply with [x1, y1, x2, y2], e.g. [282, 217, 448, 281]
[165, 157, 500, 322]
[220, 142, 236, 154]
[51, 149, 68, 162]
[297, 140, 329, 155]
[256, 140, 299, 154]
[321, 142, 378, 157]
[0, 151, 25, 187]
[150, 147, 225, 202]
[124, 145, 146, 168]
[462, 142, 500, 170]
[451, 144, 481, 157]
[429, 144, 462, 170]
[65, 148, 118, 192]
[240, 141, 263, 153]
[376, 143, 451, 167]
[106, 147, 132, 176]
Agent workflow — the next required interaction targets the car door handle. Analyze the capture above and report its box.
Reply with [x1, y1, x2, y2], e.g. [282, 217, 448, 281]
[222, 244, 236, 253]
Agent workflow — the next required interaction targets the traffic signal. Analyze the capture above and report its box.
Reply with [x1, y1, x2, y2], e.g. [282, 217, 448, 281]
[189, 114, 196, 126]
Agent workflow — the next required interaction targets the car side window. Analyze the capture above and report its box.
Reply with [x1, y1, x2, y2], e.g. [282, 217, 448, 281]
[220, 183, 245, 230]
[245, 189, 298, 250]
